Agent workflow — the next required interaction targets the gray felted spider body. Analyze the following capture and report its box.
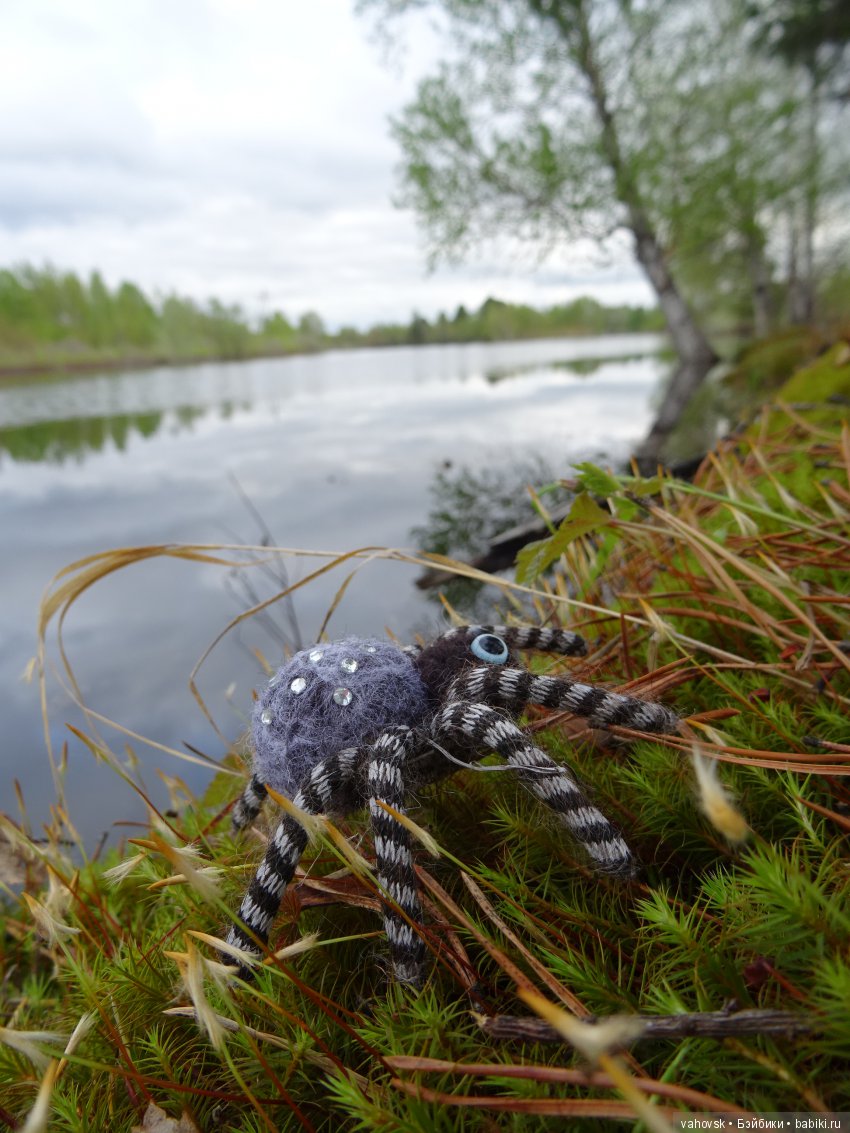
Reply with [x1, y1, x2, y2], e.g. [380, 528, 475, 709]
[225, 624, 680, 986]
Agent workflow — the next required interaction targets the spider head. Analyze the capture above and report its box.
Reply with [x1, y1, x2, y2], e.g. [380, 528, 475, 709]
[414, 628, 514, 705]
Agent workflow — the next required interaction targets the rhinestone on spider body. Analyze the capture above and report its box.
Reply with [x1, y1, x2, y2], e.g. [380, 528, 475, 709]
[260, 709, 273, 726]
[251, 637, 428, 799]
[290, 677, 307, 694]
[340, 658, 358, 674]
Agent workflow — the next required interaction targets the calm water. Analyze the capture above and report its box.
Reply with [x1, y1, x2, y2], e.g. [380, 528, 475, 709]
[0, 335, 666, 844]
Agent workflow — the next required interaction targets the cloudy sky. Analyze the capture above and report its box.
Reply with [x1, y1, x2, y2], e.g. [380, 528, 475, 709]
[0, 0, 653, 329]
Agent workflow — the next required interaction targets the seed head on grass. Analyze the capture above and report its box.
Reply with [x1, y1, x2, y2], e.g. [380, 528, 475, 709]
[164, 938, 228, 1050]
[0, 1025, 69, 1070]
[518, 989, 675, 1133]
[22, 891, 81, 946]
[137, 820, 221, 902]
[691, 745, 750, 844]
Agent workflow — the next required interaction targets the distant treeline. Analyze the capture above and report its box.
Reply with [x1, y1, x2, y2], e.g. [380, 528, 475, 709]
[0, 264, 664, 373]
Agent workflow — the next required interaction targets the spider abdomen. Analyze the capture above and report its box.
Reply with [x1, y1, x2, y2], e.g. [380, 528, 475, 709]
[252, 638, 428, 798]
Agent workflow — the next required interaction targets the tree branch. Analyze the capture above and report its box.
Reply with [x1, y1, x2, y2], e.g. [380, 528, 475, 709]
[477, 1007, 820, 1045]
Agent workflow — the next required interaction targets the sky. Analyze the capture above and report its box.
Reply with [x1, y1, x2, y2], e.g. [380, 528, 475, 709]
[0, 0, 654, 330]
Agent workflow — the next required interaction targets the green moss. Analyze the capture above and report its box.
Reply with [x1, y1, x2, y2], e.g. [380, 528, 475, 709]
[777, 341, 850, 401]
[724, 327, 822, 396]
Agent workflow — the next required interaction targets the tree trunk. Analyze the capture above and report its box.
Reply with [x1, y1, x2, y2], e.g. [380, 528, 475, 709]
[787, 204, 810, 324]
[566, 1, 718, 469]
[630, 222, 718, 468]
[787, 67, 820, 324]
[747, 237, 773, 339]
[799, 66, 821, 322]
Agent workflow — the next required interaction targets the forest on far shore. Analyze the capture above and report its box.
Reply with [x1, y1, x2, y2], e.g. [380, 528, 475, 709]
[0, 263, 665, 374]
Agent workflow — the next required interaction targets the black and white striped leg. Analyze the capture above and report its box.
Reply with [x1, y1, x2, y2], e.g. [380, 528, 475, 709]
[224, 750, 359, 977]
[436, 702, 634, 876]
[365, 727, 428, 987]
[224, 811, 310, 976]
[439, 623, 588, 657]
[231, 774, 268, 832]
[448, 667, 680, 735]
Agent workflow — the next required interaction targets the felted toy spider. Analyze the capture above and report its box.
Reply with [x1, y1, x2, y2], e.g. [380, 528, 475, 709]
[225, 624, 680, 987]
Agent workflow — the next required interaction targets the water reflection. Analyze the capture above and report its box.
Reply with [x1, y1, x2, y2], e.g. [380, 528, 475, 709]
[411, 456, 576, 615]
[0, 404, 270, 464]
[484, 350, 655, 384]
[0, 411, 162, 463]
[0, 338, 669, 470]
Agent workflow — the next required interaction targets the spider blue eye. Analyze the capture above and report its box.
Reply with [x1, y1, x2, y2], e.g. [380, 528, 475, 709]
[470, 633, 509, 664]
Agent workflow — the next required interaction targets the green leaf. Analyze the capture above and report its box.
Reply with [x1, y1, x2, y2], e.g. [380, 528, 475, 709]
[565, 490, 615, 529]
[515, 535, 561, 585]
[625, 475, 663, 497]
[515, 492, 614, 583]
[572, 462, 622, 496]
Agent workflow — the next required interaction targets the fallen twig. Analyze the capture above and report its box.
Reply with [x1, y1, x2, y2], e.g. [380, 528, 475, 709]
[477, 1007, 819, 1044]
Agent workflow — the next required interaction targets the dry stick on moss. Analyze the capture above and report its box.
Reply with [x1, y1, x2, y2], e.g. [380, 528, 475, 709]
[386, 1055, 751, 1117]
[477, 1008, 820, 1045]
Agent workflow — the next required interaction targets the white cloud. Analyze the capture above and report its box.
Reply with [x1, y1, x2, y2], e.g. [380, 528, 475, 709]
[0, 0, 651, 327]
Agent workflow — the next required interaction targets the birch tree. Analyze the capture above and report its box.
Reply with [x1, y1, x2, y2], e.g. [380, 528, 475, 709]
[361, 0, 726, 462]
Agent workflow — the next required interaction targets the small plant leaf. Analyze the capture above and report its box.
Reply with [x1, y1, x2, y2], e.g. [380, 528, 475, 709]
[572, 462, 622, 496]
[516, 492, 614, 583]
[626, 475, 663, 496]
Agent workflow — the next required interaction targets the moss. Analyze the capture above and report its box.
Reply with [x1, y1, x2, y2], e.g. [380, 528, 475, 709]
[724, 327, 822, 396]
[777, 340, 850, 401]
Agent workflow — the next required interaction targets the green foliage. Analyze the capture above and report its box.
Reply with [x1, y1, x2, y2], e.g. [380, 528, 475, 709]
[724, 327, 822, 396]
[515, 492, 613, 584]
[0, 265, 262, 368]
[748, 0, 850, 86]
[0, 262, 663, 375]
[363, 0, 849, 343]
[777, 340, 850, 400]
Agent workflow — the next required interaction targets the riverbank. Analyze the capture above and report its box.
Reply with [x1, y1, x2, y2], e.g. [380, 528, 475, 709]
[0, 264, 665, 381]
[2, 342, 848, 1128]
[0, 325, 669, 383]
[0, 348, 235, 380]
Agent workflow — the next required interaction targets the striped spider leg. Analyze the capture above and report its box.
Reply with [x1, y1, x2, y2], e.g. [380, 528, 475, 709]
[430, 626, 680, 876]
[225, 729, 426, 986]
[230, 774, 269, 832]
[433, 699, 637, 875]
[445, 655, 680, 735]
[225, 745, 359, 976]
[366, 726, 427, 986]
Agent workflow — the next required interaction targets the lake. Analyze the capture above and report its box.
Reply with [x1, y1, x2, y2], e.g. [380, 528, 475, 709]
[0, 335, 667, 845]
